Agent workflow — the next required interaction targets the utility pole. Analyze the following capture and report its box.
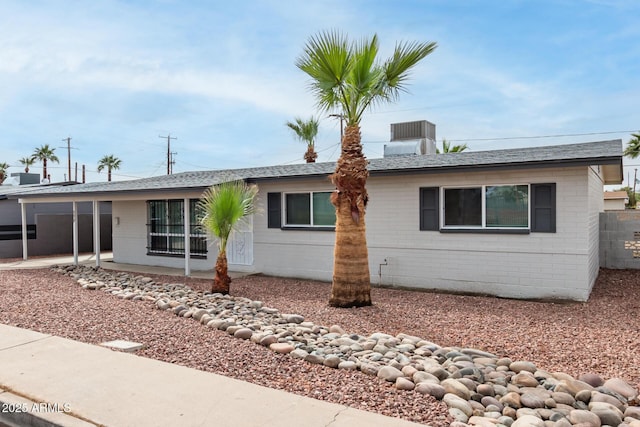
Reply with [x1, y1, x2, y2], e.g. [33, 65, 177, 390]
[60, 137, 76, 182]
[329, 113, 345, 142]
[159, 134, 177, 175]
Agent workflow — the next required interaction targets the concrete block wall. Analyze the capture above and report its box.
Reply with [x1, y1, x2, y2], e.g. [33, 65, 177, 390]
[600, 210, 640, 269]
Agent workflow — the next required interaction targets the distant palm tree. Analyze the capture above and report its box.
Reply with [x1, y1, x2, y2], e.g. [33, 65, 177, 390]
[624, 133, 640, 158]
[18, 156, 36, 173]
[0, 162, 9, 184]
[32, 145, 59, 180]
[296, 30, 436, 307]
[97, 155, 122, 182]
[286, 116, 319, 163]
[437, 138, 469, 154]
[198, 180, 258, 294]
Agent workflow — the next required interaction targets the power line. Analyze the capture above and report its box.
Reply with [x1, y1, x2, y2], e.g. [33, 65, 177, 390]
[448, 129, 639, 143]
[359, 129, 639, 145]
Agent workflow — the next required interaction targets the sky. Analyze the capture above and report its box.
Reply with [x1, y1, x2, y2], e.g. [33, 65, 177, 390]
[0, 0, 639, 186]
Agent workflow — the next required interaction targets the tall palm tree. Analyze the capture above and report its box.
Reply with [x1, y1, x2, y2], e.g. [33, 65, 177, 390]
[624, 133, 640, 158]
[198, 180, 258, 294]
[18, 156, 36, 173]
[437, 138, 469, 154]
[0, 162, 9, 184]
[286, 116, 320, 163]
[297, 31, 436, 307]
[97, 155, 122, 182]
[32, 145, 59, 180]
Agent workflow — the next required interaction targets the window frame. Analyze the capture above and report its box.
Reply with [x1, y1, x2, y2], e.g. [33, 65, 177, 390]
[281, 190, 336, 230]
[441, 184, 531, 231]
[146, 199, 208, 258]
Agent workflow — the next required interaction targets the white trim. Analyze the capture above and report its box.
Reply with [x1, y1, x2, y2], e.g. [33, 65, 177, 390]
[183, 197, 191, 276]
[73, 201, 78, 265]
[93, 200, 101, 267]
[20, 201, 27, 260]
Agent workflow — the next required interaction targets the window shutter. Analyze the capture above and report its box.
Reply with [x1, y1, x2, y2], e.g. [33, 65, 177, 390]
[419, 187, 439, 231]
[267, 192, 282, 229]
[531, 183, 556, 233]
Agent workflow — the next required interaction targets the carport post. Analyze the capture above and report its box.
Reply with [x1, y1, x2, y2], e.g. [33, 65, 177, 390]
[20, 201, 27, 260]
[183, 198, 191, 276]
[93, 200, 101, 267]
[72, 201, 78, 265]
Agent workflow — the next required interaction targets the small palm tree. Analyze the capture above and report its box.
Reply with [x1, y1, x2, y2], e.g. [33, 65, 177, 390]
[18, 156, 36, 173]
[97, 155, 122, 182]
[0, 162, 9, 184]
[32, 145, 59, 180]
[624, 133, 640, 158]
[297, 30, 436, 307]
[286, 116, 320, 163]
[437, 138, 469, 154]
[198, 180, 258, 294]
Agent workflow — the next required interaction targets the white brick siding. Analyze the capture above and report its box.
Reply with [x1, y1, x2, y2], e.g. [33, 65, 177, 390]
[254, 166, 600, 301]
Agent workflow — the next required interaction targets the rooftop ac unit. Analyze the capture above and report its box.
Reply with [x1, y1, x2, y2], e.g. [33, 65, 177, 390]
[390, 120, 436, 142]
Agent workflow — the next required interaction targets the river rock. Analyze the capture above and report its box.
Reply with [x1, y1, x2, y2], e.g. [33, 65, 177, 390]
[603, 377, 638, 400]
[415, 382, 446, 399]
[377, 365, 403, 382]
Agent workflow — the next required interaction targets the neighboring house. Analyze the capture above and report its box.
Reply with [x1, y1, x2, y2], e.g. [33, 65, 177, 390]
[603, 190, 628, 211]
[0, 173, 112, 258]
[10, 139, 622, 301]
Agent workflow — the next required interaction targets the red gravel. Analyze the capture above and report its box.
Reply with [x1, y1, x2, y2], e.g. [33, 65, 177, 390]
[1, 267, 639, 426]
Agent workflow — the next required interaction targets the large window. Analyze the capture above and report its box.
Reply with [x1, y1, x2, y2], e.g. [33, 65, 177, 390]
[284, 191, 335, 227]
[421, 183, 555, 233]
[443, 185, 529, 229]
[147, 199, 207, 257]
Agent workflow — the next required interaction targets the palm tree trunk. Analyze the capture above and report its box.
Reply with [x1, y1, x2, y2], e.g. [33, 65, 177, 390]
[329, 124, 371, 307]
[108, 167, 112, 182]
[43, 159, 47, 180]
[211, 251, 231, 294]
[304, 145, 317, 163]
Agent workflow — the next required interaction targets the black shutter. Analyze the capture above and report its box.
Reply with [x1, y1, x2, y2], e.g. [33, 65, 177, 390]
[419, 187, 439, 231]
[267, 192, 282, 229]
[531, 183, 556, 233]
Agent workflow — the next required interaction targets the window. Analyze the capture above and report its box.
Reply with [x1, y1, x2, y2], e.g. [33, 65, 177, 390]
[0, 224, 36, 241]
[420, 183, 554, 233]
[443, 185, 529, 229]
[485, 185, 528, 228]
[444, 188, 482, 226]
[147, 199, 207, 257]
[267, 191, 335, 228]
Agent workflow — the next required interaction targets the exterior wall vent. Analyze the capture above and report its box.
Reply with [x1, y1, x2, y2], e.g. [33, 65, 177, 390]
[390, 120, 436, 142]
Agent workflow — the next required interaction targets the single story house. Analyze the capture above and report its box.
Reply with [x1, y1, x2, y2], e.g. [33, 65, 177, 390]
[603, 190, 629, 211]
[11, 139, 623, 301]
[1, 174, 112, 258]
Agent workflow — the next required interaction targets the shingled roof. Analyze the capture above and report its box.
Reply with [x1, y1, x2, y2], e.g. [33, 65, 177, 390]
[10, 139, 623, 199]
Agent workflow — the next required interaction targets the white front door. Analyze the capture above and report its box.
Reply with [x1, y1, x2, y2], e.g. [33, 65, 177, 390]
[227, 215, 253, 265]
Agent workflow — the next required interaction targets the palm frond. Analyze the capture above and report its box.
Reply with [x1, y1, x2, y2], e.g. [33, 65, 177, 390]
[298, 31, 437, 126]
[197, 181, 258, 252]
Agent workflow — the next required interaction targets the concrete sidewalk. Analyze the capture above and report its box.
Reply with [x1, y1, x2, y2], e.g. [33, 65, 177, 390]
[0, 328, 426, 427]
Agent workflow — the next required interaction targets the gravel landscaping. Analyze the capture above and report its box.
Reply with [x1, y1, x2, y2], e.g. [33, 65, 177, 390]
[1, 266, 639, 426]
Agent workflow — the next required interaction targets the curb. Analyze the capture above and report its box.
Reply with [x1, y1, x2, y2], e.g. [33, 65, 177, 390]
[0, 390, 96, 427]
